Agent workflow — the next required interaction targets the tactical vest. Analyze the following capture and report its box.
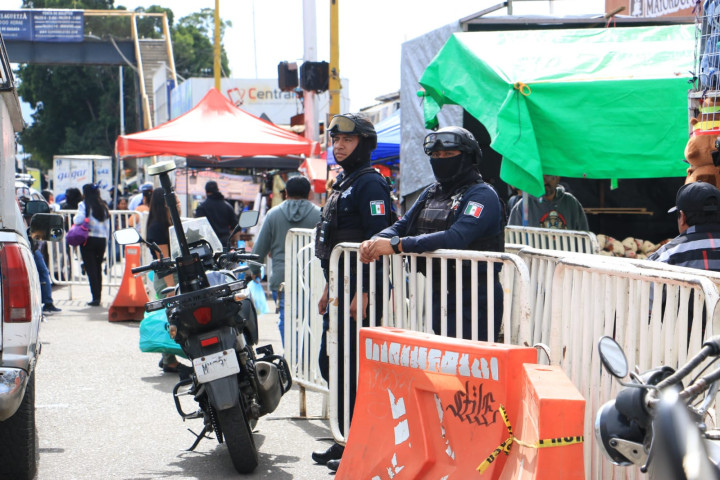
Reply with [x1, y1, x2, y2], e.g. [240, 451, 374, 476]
[315, 167, 383, 261]
[409, 179, 504, 288]
[412, 180, 505, 253]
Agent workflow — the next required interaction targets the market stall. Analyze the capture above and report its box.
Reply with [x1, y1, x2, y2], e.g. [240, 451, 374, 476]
[419, 25, 694, 198]
[116, 88, 319, 161]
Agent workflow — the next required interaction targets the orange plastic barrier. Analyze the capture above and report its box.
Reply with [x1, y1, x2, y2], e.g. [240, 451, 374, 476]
[498, 364, 585, 480]
[108, 245, 149, 322]
[336, 327, 536, 479]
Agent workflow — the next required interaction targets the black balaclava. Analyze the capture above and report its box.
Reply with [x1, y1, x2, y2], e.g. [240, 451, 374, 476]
[337, 136, 373, 173]
[430, 152, 477, 187]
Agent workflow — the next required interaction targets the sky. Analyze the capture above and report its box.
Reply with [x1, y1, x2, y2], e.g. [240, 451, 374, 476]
[11, 0, 606, 112]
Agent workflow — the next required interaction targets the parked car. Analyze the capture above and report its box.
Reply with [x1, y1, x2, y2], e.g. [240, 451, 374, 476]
[15, 180, 45, 203]
[0, 33, 63, 480]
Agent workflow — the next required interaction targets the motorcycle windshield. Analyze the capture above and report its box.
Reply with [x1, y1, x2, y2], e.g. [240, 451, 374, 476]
[169, 217, 223, 259]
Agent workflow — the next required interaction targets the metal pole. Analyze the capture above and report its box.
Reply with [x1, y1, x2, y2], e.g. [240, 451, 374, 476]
[115, 65, 124, 208]
[303, 0, 318, 142]
[214, 0, 221, 91]
[329, 0, 340, 116]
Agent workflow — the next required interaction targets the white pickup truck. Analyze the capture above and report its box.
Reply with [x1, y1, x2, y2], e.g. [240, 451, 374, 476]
[0, 36, 63, 480]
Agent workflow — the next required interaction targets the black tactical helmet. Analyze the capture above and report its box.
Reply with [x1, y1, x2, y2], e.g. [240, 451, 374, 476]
[328, 114, 378, 151]
[423, 126, 482, 166]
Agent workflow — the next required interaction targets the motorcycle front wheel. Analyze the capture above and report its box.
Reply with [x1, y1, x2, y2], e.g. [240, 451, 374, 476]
[217, 404, 258, 473]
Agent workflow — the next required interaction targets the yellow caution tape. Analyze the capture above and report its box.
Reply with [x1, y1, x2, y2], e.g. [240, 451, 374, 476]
[476, 405, 583, 474]
[693, 120, 720, 132]
[513, 82, 531, 96]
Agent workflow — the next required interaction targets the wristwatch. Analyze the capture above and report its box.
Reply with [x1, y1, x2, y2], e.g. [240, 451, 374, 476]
[390, 236, 401, 254]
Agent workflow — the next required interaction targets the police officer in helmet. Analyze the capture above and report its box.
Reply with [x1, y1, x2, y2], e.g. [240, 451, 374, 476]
[360, 126, 504, 340]
[312, 113, 392, 471]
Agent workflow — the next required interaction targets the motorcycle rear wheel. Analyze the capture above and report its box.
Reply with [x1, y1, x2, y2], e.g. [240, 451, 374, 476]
[217, 404, 258, 473]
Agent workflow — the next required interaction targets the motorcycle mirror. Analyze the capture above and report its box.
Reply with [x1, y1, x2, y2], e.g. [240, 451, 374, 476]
[24, 200, 50, 216]
[598, 336, 629, 379]
[114, 228, 141, 245]
[238, 210, 259, 229]
[29, 213, 64, 242]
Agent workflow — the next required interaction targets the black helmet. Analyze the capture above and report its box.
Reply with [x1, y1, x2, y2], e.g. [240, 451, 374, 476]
[328, 114, 378, 151]
[423, 126, 482, 166]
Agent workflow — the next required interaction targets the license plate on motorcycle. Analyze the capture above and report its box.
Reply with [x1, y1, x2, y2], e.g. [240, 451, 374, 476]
[193, 350, 240, 383]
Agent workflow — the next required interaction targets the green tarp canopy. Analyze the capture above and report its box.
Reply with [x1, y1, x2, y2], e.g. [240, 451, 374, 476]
[419, 25, 694, 197]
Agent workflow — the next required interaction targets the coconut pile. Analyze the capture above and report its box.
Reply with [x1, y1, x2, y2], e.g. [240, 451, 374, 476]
[596, 235, 669, 259]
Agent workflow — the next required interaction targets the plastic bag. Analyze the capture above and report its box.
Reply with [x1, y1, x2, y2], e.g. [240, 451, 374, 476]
[248, 277, 269, 314]
[138, 309, 186, 358]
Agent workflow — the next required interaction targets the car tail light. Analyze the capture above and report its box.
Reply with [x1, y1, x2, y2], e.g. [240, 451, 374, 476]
[201, 336, 219, 347]
[193, 306, 212, 325]
[0, 245, 32, 323]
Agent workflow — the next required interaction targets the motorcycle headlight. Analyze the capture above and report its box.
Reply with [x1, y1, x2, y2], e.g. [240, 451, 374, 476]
[595, 399, 646, 466]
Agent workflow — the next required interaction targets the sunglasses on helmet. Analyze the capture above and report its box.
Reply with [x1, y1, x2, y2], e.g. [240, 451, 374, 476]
[423, 132, 465, 155]
[328, 114, 360, 135]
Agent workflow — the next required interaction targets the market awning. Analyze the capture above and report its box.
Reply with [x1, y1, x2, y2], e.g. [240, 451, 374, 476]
[419, 25, 694, 196]
[116, 88, 319, 160]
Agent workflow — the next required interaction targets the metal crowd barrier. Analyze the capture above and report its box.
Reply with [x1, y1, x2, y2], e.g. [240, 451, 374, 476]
[548, 255, 718, 479]
[505, 225, 599, 253]
[282, 234, 720, 478]
[47, 210, 147, 299]
[283, 228, 328, 416]
[326, 243, 531, 445]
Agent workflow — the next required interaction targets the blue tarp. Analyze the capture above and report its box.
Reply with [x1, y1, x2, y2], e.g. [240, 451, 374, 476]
[327, 109, 400, 165]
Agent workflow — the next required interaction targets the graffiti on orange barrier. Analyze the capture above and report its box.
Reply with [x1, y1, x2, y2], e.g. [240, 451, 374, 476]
[364, 338, 499, 381]
[446, 381, 499, 426]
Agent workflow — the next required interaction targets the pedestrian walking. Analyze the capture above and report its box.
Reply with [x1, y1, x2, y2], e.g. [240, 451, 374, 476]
[194, 181, 238, 246]
[250, 176, 320, 345]
[73, 184, 109, 306]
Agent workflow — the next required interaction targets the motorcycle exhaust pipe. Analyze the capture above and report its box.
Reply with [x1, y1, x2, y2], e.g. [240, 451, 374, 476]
[255, 361, 283, 414]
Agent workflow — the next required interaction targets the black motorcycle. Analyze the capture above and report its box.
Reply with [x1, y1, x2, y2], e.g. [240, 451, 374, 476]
[595, 335, 720, 479]
[115, 160, 291, 474]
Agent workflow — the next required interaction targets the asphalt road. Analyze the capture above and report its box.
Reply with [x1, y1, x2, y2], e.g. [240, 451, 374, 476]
[35, 284, 334, 480]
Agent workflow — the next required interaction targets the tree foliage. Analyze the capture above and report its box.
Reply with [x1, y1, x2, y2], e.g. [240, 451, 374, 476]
[16, 0, 231, 169]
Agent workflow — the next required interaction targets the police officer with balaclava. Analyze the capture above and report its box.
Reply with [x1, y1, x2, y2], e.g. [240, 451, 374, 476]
[360, 126, 504, 341]
[312, 114, 392, 471]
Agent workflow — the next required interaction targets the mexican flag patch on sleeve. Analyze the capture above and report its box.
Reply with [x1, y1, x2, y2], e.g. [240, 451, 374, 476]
[370, 201, 386, 216]
[464, 201, 484, 218]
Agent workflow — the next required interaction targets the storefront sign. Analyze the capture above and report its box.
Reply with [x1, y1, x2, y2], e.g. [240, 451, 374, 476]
[605, 0, 694, 17]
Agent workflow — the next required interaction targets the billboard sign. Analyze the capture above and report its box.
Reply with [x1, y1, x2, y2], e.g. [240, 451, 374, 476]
[0, 9, 83, 42]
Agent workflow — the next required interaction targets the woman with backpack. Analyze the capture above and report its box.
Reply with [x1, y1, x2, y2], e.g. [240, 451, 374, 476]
[73, 184, 110, 306]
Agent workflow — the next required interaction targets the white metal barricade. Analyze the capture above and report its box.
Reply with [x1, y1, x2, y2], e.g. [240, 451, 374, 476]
[326, 243, 531, 444]
[505, 225, 599, 253]
[283, 228, 329, 416]
[46, 210, 141, 299]
[545, 255, 720, 480]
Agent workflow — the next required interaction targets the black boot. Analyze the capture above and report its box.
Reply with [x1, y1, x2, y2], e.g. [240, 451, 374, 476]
[327, 459, 340, 472]
[311, 442, 344, 465]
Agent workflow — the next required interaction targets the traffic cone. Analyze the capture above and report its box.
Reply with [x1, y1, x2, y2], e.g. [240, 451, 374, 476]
[108, 245, 149, 322]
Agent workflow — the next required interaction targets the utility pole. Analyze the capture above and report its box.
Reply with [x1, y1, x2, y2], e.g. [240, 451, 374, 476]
[303, 0, 318, 142]
[214, 0, 221, 91]
[329, 0, 340, 116]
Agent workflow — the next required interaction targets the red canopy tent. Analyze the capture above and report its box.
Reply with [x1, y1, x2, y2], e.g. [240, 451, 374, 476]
[115, 88, 319, 160]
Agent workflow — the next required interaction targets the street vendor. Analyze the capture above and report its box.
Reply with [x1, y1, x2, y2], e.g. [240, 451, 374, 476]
[507, 175, 589, 230]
